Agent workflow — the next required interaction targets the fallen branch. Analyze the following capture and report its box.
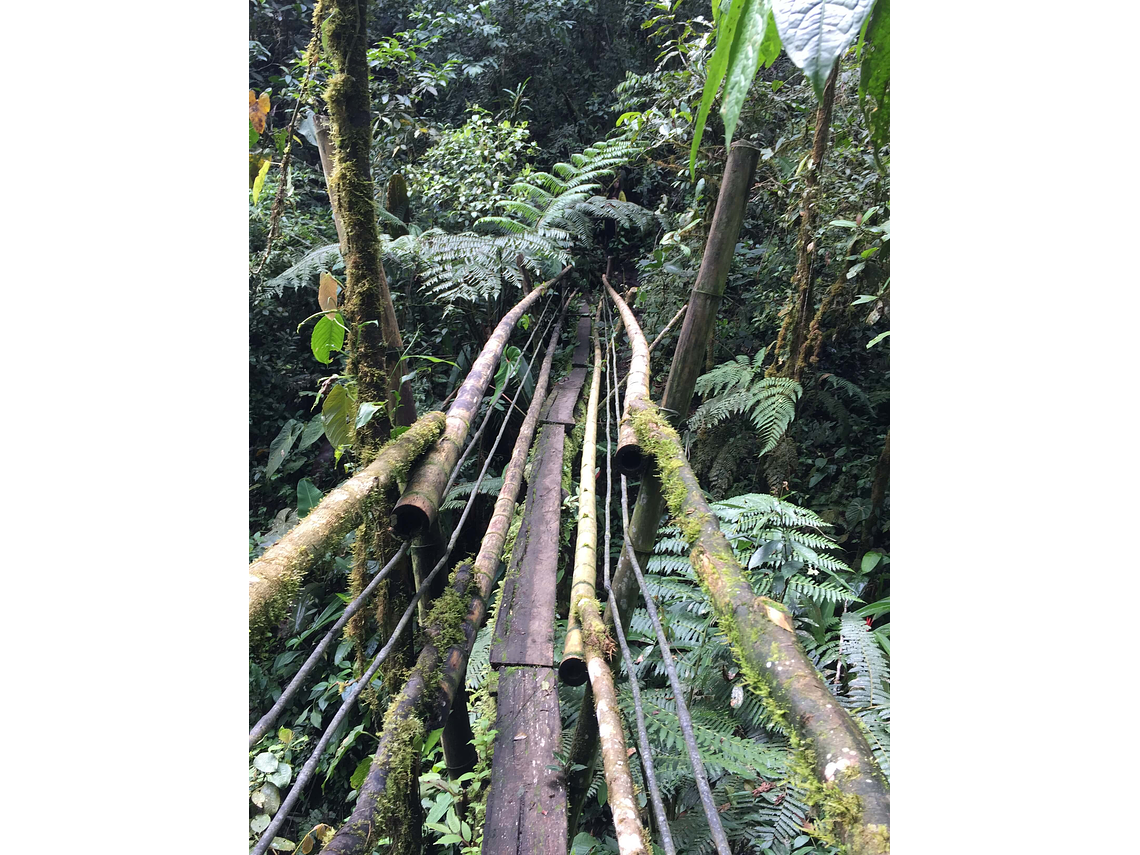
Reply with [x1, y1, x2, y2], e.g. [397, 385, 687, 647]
[604, 277, 649, 475]
[248, 411, 445, 644]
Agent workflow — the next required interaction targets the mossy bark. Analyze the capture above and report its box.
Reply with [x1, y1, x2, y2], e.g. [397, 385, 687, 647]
[630, 399, 890, 855]
[775, 65, 839, 381]
[248, 411, 445, 648]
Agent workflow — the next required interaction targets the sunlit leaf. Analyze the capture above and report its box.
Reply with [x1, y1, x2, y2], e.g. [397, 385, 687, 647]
[355, 401, 383, 429]
[771, 0, 874, 99]
[322, 384, 355, 451]
[311, 313, 346, 364]
[250, 89, 270, 134]
[252, 156, 272, 204]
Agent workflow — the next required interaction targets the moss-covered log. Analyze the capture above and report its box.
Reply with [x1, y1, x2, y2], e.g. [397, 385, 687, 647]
[248, 411, 445, 646]
[604, 278, 649, 475]
[392, 266, 570, 539]
[321, 561, 475, 855]
[630, 399, 890, 855]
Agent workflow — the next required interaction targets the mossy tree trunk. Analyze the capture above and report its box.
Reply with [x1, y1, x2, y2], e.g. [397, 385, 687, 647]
[322, 0, 423, 695]
[774, 64, 839, 381]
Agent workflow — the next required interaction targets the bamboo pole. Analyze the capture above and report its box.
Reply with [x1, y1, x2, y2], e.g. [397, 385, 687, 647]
[317, 302, 572, 855]
[248, 411, 445, 643]
[629, 398, 890, 855]
[559, 301, 602, 685]
[605, 140, 759, 633]
[580, 604, 648, 855]
[391, 266, 572, 539]
[562, 305, 648, 854]
[604, 277, 649, 475]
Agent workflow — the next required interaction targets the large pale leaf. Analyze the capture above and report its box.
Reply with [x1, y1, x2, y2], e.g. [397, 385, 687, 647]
[265, 420, 303, 480]
[771, 0, 874, 98]
[689, 0, 749, 178]
[720, 0, 781, 148]
[321, 385, 354, 452]
[858, 0, 889, 152]
[318, 272, 340, 316]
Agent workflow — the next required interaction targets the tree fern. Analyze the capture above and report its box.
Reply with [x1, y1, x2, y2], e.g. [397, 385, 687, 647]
[692, 353, 803, 455]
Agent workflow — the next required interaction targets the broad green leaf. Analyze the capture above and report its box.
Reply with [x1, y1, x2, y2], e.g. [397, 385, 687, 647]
[266, 420, 303, 480]
[322, 384, 355, 451]
[310, 313, 345, 364]
[689, 0, 749, 178]
[258, 781, 282, 814]
[350, 756, 372, 790]
[277, 727, 294, 745]
[297, 415, 325, 451]
[861, 551, 883, 574]
[858, 0, 889, 152]
[771, 0, 875, 99]
[252, 156, 272, 204]
[251, 813, 271, 834]
[296, 479, 322, 518]
[254, 752, 280, 774]
[267, 762, 292, 788]
[720, 1, 780, 148]
[354, 401, 383, 430]
[323, 723, 366, 784]
[249, 119, 259, 148]
[270, 838, 296, 852]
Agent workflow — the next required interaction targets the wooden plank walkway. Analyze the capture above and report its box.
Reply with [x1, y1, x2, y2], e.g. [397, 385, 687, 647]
[483, 301, 591, 855]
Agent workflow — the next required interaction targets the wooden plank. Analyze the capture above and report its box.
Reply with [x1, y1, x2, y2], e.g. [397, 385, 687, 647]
[490, 425, 565, 667]
[482, 666, 567, 855]
[541, 367, 587, 426]
[571, 316, 593, 366]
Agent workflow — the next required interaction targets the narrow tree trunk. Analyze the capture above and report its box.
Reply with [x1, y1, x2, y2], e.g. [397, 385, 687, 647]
[313, 112, 348, 250]
[777, 64, 839, 381]
[561, 302, 603, 684]
[860, 429, 890, 559]
[605, 278, 649, 475]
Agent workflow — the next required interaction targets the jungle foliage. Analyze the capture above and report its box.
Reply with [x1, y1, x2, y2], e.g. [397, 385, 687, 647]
[250, 0, 889, 851]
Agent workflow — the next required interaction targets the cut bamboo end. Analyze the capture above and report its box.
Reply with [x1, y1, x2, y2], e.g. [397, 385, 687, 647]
[391, 494, 433, 539]
[615, 422, 643, 474]
[558, 650, 588, 686]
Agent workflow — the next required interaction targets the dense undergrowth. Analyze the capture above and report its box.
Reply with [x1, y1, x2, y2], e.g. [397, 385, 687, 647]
[250, 1, 889, 852]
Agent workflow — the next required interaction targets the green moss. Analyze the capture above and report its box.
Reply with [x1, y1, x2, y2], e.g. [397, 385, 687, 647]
[426, 561, 473, 652]
[371, 702, 425, 854]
